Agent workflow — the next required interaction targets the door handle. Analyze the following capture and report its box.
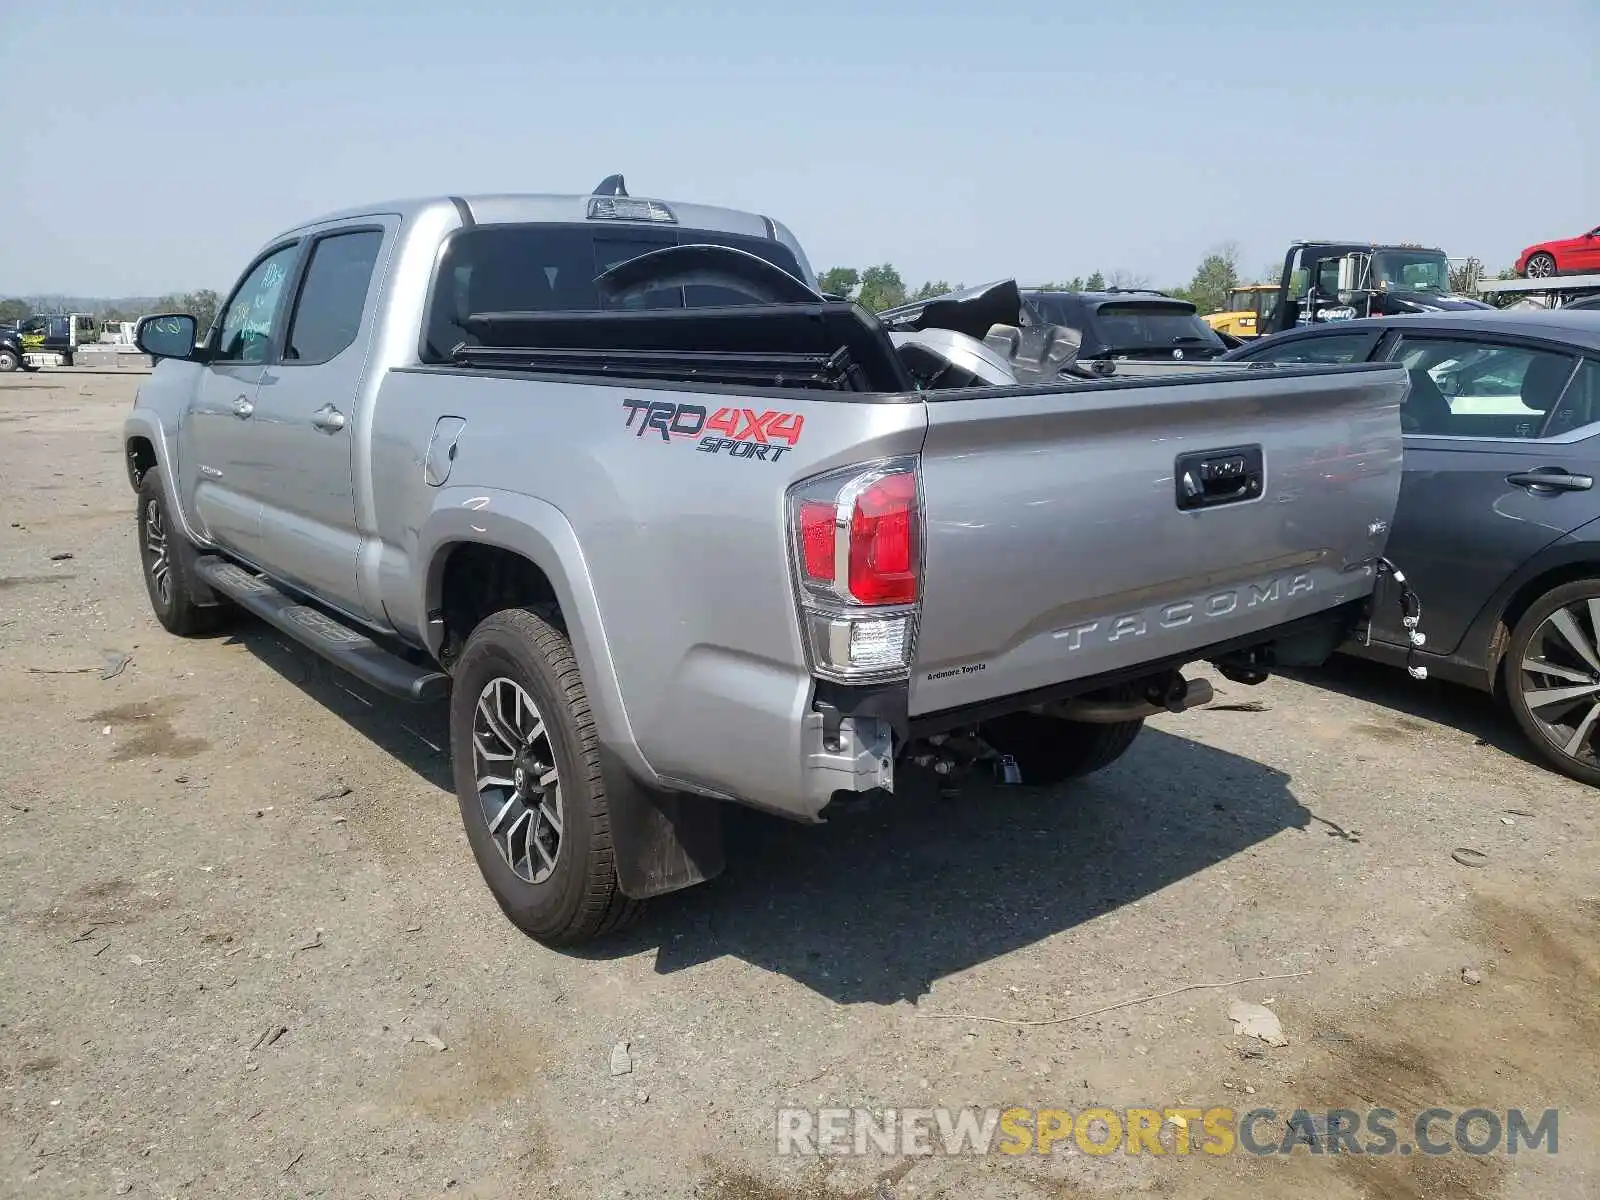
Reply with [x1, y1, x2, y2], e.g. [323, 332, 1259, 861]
[311, 404, 347, 433]
[1175, 444, 1265, 511]
[231, 396, 254, 419]
[1507, 468, 1593, 493]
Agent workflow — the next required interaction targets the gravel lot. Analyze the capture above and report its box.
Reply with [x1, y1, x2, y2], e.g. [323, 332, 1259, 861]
[2, 370, 1596, 1200]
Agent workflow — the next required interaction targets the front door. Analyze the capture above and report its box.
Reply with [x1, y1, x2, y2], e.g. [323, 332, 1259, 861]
[180, 241, 303, 561]
[248, 225, 389, 619]
[1372, 331, 1590, 653]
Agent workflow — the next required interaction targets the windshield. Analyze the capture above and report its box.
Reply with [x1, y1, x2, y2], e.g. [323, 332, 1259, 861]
[1091, 302, 1226, 356]
[1370, 251, 1450, 294]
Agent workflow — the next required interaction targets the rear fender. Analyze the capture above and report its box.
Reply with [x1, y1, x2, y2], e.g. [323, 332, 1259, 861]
[1458, 522, 1600, 689]
[416, 488, 723, 900]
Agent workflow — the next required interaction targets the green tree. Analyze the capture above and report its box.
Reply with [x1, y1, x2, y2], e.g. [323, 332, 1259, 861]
[909, 280, 954, 302]
[816, 267, 860, 299]
[1084, 271, 1106, 291]
[150, 289, 221, 331]
[1184, 242, 1241, 315]
[1035, 277, 1085, 292]
[855, 263, 907, 313]
[0, 298, 28, 322]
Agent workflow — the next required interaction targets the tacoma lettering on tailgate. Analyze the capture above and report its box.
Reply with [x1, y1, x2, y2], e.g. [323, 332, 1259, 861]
[1054, 574, 1315, 651]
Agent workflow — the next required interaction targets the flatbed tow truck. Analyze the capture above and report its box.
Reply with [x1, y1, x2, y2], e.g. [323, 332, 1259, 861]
[1474, 271, 1600, 311]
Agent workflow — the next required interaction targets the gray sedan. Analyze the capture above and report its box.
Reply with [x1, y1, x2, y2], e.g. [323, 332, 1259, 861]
[1222, 309, 1600, 785]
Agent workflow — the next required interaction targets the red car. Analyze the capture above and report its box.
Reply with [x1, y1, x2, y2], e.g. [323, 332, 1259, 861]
[1517, 225, 1600, 278]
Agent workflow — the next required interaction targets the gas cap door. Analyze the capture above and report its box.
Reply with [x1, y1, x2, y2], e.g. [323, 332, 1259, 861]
[424, 416, 467, 486]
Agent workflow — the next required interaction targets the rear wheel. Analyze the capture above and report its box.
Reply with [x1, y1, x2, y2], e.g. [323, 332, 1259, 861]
[1524, 252, 1558, 279]
[449, 608, 642, 945]
[1504, 579, 1600, 788]
[978, 711, 1144, 787]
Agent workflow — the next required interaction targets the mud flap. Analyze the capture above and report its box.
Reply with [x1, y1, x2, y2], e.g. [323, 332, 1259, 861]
[599, 749, 725, 899]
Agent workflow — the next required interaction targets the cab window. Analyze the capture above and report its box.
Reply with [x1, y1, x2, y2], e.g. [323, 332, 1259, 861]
[215, 244, 301, 364]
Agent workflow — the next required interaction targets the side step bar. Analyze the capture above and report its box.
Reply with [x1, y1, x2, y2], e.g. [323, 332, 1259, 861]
[195, 557, 449, 702]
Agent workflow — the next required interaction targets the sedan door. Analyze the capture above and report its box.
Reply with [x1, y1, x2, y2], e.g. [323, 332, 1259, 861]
[1369, 332, 1593, 653]
[178, 241, 303, 561]
[1576, 227, 1600, 273]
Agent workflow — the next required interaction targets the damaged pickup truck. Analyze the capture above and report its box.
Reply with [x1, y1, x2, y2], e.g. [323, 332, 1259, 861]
[124, 178, 1414, 945]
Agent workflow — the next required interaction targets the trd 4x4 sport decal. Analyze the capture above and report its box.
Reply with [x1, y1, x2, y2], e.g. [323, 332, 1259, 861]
[621, 399, 804, 463]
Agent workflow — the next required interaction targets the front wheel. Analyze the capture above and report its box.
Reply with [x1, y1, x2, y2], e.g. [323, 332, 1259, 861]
[136, 468, 229, 637]
[1523, 252, 1558, 279]
[449, 608, 642, 945]
[1504, 579, 1600, 787]
[978, 711, 1144, 787]
[0, 348, 18, 372]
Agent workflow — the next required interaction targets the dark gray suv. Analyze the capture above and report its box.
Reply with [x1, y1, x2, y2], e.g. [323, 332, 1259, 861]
[1224, 309, 1600, 785]
[1020, 289, 1229, 361]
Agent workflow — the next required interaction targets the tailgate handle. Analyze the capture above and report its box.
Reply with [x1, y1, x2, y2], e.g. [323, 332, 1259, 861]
[1175, 445, 1264, 511]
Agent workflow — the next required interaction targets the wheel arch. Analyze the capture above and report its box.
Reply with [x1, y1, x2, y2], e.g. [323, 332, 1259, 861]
[123, 410, 208, 546]
[416, 488, 653, 785]
[1469, 539, 1600, 695]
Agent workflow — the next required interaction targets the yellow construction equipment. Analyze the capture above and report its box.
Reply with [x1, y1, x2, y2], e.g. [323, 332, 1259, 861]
[1203, 284, 1278, 340]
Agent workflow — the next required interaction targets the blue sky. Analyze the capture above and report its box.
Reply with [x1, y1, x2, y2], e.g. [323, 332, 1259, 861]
[2, 0, 1594, 296]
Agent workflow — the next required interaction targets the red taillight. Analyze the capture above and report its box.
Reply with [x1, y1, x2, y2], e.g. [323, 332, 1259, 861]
[799, 500, 837, 581]
[791, 461, 921, 609]
[848, 471, 918, 605]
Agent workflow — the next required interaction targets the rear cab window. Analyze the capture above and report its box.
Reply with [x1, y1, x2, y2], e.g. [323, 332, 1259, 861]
[422, 224, 808, 363]
[1089, 301, 1226, 357]
[284, 229, 385, 365]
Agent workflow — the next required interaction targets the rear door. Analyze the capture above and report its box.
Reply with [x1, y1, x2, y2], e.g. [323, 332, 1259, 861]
[908, 364, 1409, 715]
[1372, 330, 1592, 653]
[249, 224, 390, 617]
[179, 240, 303, 561]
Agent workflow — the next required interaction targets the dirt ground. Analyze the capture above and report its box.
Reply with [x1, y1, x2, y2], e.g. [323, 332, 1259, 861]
[2, 369, 1596, 1200]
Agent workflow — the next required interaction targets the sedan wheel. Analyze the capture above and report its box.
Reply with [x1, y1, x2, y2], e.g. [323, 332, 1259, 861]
[1524, 253, 1557, 279]
[1506, 580, 1600, 787]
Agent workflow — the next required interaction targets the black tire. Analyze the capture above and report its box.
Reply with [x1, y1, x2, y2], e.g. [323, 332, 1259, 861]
[1503, 578, 1600, 788]
[979, 711, 1144, 787]
[1523, 252, 1558, 279]
[0, 348, 18, 372]
[136, 467, 229, 637]
[450, 608, 641, 945]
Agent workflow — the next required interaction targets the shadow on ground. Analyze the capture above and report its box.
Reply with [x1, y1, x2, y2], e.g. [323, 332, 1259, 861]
[235, 626, 1315, 1005]
[1285, 652, 1538, 765]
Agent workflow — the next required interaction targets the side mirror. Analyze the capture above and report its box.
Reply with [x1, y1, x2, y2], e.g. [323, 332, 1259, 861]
[1335, 254, 1363, 295]
[135, 313, 198, 361]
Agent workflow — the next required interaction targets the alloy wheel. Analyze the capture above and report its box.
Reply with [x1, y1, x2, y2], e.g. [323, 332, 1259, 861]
[1517, 599, 1600, 768]
[1526, 255, 1556, 279]
[143, 500, 171, 606]
[471, 676, 564, 884]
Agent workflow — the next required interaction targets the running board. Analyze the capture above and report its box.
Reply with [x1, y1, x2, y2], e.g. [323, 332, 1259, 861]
[194, 557, 449, 702]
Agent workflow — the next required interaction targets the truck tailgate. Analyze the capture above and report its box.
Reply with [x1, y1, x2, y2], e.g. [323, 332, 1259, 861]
[908, 363, 1407, 716]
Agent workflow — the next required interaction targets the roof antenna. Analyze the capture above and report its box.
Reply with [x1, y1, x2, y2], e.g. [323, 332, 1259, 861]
[593, 174, 628, 197]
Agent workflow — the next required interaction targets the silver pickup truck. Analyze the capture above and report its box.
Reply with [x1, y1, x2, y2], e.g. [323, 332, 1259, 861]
[124, 178, 1410, 945]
